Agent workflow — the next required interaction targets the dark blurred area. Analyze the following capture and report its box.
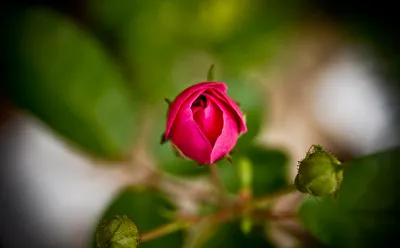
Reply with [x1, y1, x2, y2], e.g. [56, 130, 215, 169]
[1, 0, 399, 248]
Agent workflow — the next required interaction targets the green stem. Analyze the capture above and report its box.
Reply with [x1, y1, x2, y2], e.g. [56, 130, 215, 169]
[251, 184, 297, 208]
[140, 185, 298, 243]
[140, 221, 187, 242]
[209, 163, 228, 206]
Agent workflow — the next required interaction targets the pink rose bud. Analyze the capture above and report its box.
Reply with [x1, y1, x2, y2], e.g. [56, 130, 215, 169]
[165, 82, 247, 164]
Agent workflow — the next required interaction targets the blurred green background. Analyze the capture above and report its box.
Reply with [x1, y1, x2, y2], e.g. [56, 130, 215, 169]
[1, 0, 399, 248]
[2, 0, 400, 160]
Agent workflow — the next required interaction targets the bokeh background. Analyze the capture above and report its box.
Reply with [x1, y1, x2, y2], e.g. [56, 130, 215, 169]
[1, 0, 400, 247]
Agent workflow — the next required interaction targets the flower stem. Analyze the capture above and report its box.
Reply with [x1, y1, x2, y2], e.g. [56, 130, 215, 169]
[251, 184, 297, 208]
[140, 221, 187, 243]
[139, 185, 298, 243]
[209, 163, 227, 206]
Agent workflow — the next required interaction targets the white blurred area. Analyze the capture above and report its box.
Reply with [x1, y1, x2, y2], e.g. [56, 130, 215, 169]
[259, 40, 399, 180]
[0, 115, 134, 248]
[0, 45, 399, 248]
[312, 47, 399, 155]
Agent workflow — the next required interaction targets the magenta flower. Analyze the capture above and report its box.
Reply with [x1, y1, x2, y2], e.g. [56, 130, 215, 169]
[165, 82, 247, 164]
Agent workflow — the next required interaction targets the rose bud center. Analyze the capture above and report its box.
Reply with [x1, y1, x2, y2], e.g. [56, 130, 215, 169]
[191, 93, 223, 146]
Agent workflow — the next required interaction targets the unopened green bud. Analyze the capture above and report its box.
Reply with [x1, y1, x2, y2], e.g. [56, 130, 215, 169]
[96, 215, 140, 248]
[238, 157, 253, 190]
[295, 145, 343, 197]
[240, 217, 253, 235]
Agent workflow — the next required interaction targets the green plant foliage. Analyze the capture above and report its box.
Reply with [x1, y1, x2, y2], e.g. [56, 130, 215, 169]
[225, 79, 263, 153]
[299, 148, 400, 247]
[295, 145, 344, 197]
[160, 152, 209, 177]
[96, 215, 140, 248]
[4, 8, 138, 159]
[86, 0, 307, 101]
[220, 145, 287, 197]
[201, 221, 273, 248]
[93, 188, 183, 248]
[87, 0, 184, 102]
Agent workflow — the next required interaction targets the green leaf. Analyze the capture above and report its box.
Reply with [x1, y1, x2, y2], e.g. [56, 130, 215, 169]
[93, 188, 183, 248]
[5, 8, 138, 159]
[161, 157, 209, 177]
[87, 0, 183, 102]
[225, 80, 263, 153]
[201, 221, 273, 248]
[220, 145, 287, 197]
[299, 148, 400, 247]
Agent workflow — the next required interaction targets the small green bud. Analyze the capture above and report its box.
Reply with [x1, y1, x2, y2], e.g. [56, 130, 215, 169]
[295, 145, 343, 197]
[96, 215, 140, 248]
[238, 157, 253, 190]
[240, 217, 253, 235]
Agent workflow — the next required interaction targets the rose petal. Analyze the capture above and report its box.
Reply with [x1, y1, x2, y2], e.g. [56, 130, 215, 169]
[209, 89, 247, 134]
[169, 92, 213, 164]
[193, 97, 223, 146]
[165, 82, 227, 139]
[203, 93, 239, 163]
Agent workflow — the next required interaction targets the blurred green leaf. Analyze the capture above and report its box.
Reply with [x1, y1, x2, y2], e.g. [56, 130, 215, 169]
[200, 221, 273, 248]
[5, 8, 138, 159]
[87, 0, 307, 101]
[93, 188, 183, 248]
[220, 145, 287, 197]
[225, 80, 263, 152]
[87, 0, 184, 102]
[205, 0, 306, 73]
[299, 148, 400, 247]
[161, 153, 209, 177]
